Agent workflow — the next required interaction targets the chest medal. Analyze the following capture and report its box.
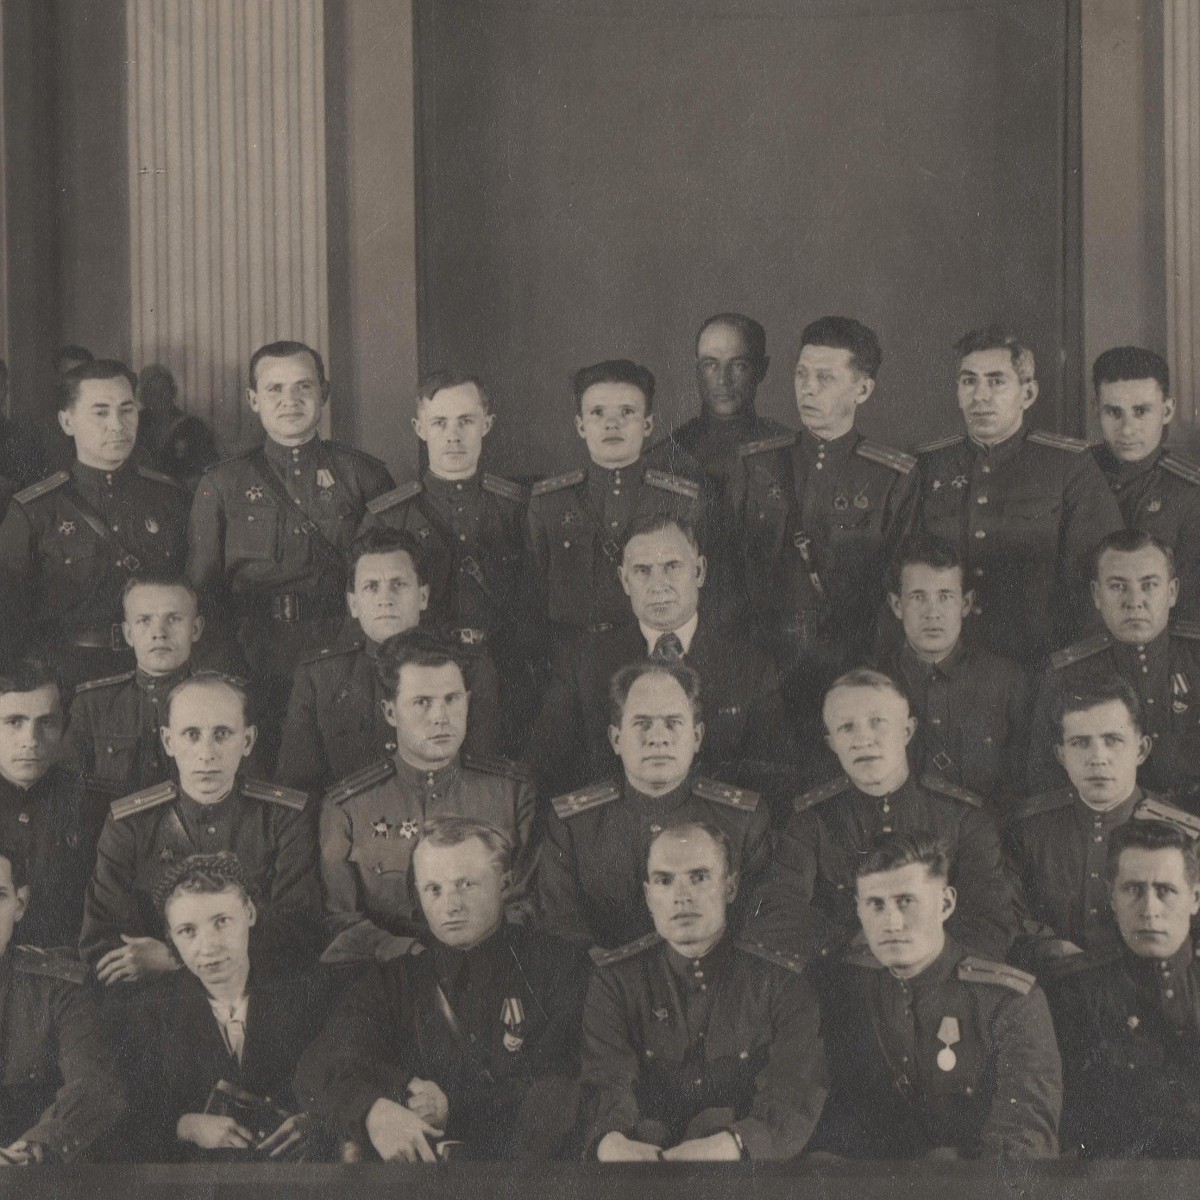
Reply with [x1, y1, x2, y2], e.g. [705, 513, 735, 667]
[936, 1015, 960, 1072]
[502, 996, 526, 1052]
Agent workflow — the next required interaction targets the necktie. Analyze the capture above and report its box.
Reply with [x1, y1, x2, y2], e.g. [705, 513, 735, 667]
[652, 632, 684, 662]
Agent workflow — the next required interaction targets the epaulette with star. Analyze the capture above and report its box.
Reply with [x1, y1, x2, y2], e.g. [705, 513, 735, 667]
[74, 670, 137, 694]
[111, 780, 177, 821]
[482, 473, 529, 505]
[1049, 632, 1112, 671]
[588, 931, 661, 968]
[738, 432, 796, 457]
[551, 781, 620, 821]
[693, 777, 759, 813]
[296, 641, 362, 669]
[323, 759, 396, 806]
[913, 433, 966, 455]
[1028, 430, 1089, 453]
[462, 752, 535, 785]
[366, 480, 423, 515]
[13, 945, 90, 985]
[1172, 620, 1200, 642]
[1162, 453, 1200, 486]
[1011, 787, 1076, 822]
[644, 469, 700, 500]
[244, 778, 308, 812]
[792, 774, 853, 815]
[735, 937, 806, 976]
[957, 955, 1036, 995]
[531, 469, 586, 497]
[855, 440, 916, 474]
[136, 464, 188, 490]
[13, 471, 69, 506]
[1134, 794, 1200, 839]
[920, 772, 985, 809]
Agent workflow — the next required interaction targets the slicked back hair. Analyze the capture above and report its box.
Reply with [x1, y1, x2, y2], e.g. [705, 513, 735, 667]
[800, 316, 882, 379]
[58, 359, 138, 413]
[376, 628, 469, 698]
[856, 831, 951, 883]
[1052, 673, 1144, 742]
[645, 820, 733, 882]
[1092, 528, 1176, 582]
[417, 368, 492, 415]
[954, 326, 1036, 384]
[348, 527, 428, 589]
[1093, 345, 1170, 396]
[572, 359, 655, 415]
[1107, 818, 1200, 887]
[415, 816, 512, 875]
[0, 658, 61, 705]
[621, 512, 700, 556]
[248, 340, 327, 390]
[609, 660, 703, 728]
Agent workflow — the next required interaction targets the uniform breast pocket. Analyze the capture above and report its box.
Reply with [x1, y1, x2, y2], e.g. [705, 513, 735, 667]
[41, 530, 103, 569]
[348, 838, 416, 905]
[1003, 495, 1061, 524]
[227, 505, 281, 562]
[93, 734, 140, 783]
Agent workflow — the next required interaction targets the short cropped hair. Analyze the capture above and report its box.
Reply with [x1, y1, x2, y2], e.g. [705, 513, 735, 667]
[856, 831, 950, 883]
[58, 359, 139, 413]
[0, 836, 31, 891]
[609, 660, 703, 727]
[572, 359, 656, 415]
[1107, 819, 1200, 887]
[348, 527, 427, 589]
[800, 316, 882, 380]
[1092, 528, 1176, 582]
[417, 368, 492, 415]
[621, 512, 700, 556]
[120, 573, 199, 612]
[1093, 346, 1170, 396]
[0, 658, 61, 704]
[53, 345, 93, 373]
[954, 326, 1036, 385]
[376, 628, 468, 698]
[645, 821, 733, 881]
[165, 671, 250, 727]
[248, 340, 327, 390]
[695, 313, 767, 362]
[889, 533, 963, 594]
[154, 851, 255, 920]
[416, 816, 512, 875]
[1052, 673, 1143, 742]
[825, 668, 908, 709]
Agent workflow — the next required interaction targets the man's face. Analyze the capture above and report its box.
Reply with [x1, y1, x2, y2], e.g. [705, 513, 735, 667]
[413, 382, 494, 480]
[414, 836, 505, 950]
[888, 563, 970, 661]
[695, 322, 765, 419]
[1055, 700, 1150, 810]
[347, 551, 429, 643]
[58, 376, 140, 470]
[823, 684, 915, 792]
[165, 887, 255, 991]
[1098, 378, 1175, 464]
[383, 662, 469, 770]
[956, 348, 1037, 446]
[618, 525, 706, 632]
[122, 584, 203, 677]
[0, 685, 63, 789]
[793, 344, 872, 440]
[609, 672, 703, 795]
[161, 683, 256, 803]
[857, 862, 954, 978]
[247, 351, 326, 446]
[1092, 546, 1179, 644]
[644, 828, 735, 955]
[1112, 847, 1200, 960]
[0, 858, 29, 960]
[575, 382, 653, 469]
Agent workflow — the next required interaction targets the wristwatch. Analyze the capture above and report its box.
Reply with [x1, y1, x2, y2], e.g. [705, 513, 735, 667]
[728, 1128, 750, 1161]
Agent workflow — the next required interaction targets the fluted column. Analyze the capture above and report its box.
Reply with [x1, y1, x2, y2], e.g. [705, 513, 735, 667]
[127, 0, 328, 449]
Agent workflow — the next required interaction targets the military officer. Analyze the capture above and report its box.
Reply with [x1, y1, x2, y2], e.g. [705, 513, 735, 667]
[582, 823, 827, 1162]
[538, 659, 770, 951]
[739, 316, 918, 736]
[0, 840, 127, 1163]
[296, 817, 588, 1162]
[875, 534, 1028, 815]
[360, 370, 535, 752]
[0, 359, 190, 689]
[526, 514, 797, 810]
[318, 630, 537, 965]
[1092, 346, 1200, 620]
[526, 359, 706, 646]
[275, 529, 502, 794]
[1048, 819, 1200, 1157]
[754, 670, 1015, 960]
[818, 832, 1060, 1159]
[915, 326, 1123, 667]
[1027, 530, 1200, 804]
[185, 340, 395, 762]
[80, 673, 320, 983]
[1008, 675, 1200, 972]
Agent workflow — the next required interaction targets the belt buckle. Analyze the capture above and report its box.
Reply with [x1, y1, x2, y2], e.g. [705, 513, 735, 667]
[110, 623, 126, 652]
[932, 751, 953, 773]
[298, 519, 319, 536]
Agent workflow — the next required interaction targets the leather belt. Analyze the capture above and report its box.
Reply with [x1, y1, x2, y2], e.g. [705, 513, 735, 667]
[240, 593, 342, 623]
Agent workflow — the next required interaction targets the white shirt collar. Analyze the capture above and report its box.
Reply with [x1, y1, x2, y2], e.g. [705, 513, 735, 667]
[639, 611, 700, 656]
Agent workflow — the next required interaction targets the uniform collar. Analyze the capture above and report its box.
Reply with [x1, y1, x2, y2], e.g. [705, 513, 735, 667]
[0, 766, 54, 804]
[850, 768, 918, 806]
[798, 426, 858, 461]
[899, 638, 966, 680]
[967, 424, 1026, 464]
[392, 754, 461, 790]
[1094, 442, 1164, 484]
[72, 458, 134, 491]
[623, 774, 695, 810]
[263, 434, 321, 468]
[431, 926, 505, 988]
[424, 470, 481, 498]
[665, 930, 731, 990]
[1111, 627, 1171, 662]
[587, 458, 641, 488]
[887, 934, 962, 991]
[639, 612, 700, 656]
[136, 662, 191, 695]
[1127, 935, 1195, 984]
[1074, 785, 1142, 824]
[177, 778, 239, 812]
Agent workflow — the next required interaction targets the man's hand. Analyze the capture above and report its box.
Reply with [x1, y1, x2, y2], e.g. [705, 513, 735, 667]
[96, 935, 179, 986]
[663, 1132, 742, 1162]
[406, 1078, 450, 1129]
[0, 1140, 45, 1166]
[176, 1113, 255, 1151]
[364, 1097, 442, 1163]
[596, 1131, 663, 1162]
[257, 1113, 313, 1160]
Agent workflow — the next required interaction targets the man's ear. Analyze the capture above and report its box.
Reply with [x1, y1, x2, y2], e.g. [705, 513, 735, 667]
[887, 592, 902, 620]
[241, 725, 258, 758]
[643, 415, 655, 439]
[122, 622, 134, 649]
[694, 555, 707, 589]
[724, 870, 740, 905]
[57, 408, 75, 437]
[941, 885, 957, 920]
[903, 715, 917, 746]
[608, 724, 621, 756]
[13, 885, 30, 925]
[382, 699, 399, 730]
[617, 564, 633, 598]
[1021, 379, 1040, 409]
[855, 376, 875, 406]
[692, 720, 705, 753]
[574, 414, 587, 441]
[190, 614, 205, 644]
[1053, 741, 1066, 769]
[1090, 579, 1102, 611]
[160, 727, 176, 760]
[245, 898, 258, 928]
[1136, 734, 1153, 766]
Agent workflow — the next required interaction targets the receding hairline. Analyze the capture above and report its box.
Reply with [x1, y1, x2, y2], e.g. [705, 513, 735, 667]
[166, 678, 248, 723]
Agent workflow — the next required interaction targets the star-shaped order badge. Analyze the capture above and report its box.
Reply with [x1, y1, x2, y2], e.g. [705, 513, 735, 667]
[246, 485, 264, 502]
[145, 517, 159, 534]
[951, 475, 969, 489]
[398, 819, 420, 839]
[58, 520, 75, 536]
[371, 818, 393, 838]
[652, 1006, 670, 1023]
[767, 482, 783, 501]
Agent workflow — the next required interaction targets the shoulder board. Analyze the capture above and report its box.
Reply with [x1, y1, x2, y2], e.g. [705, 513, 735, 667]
[1161, 453, 1200, 486]
[589, 931, 661, 968]
[1037, 949, 1106, 986]
[297, 641, 362, 668]
[957, 956, 1035, 995]
[13, 471, 69, 506]
[734, 937, 806, 976]
[1028, 430, 1089, 453]
[643, 469, 700, 500]
[111, 780, 178, 820]
[204, 447, 257, 474]
[531, 469, 586, 497]
[792, 774, 853, 815]
[913, 433, 966, 455]
[461, 752, 535, 784]
[323, 759, 396, 806]
[738, 432, 796, 457]
[325, 440, 388, 467]
[135, 464, 187, 490]
[366, 480, 422, 515]
[243, 779, 308, 811]
[919, 772, 984, 809]
[74, 669, 137, 694]
[551, 781, 621, 821]
[1172, 620, 1200, 642]
[1012, 787, 1076, 821]
[1134, 794, 1200, 839]
[855, 440, 916, 474]
[12, 945, 90, 985]
[692, 777, 759, 812]
[1049, 632, 1112, 670]
[481, 473, 529, 504]
[845, 946, 886, 970]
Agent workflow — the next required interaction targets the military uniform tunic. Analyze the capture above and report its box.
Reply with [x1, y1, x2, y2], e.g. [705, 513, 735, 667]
[915, 426, 1124, 666]
[318, 754, 538, 963]
[581, 932, 827, 1159]
[538, 775, 770, 950]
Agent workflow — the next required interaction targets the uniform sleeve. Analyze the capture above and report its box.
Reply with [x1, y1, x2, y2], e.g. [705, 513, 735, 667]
[579, 967, 644, 1149]
[462, 648, 504, 758]
[273, 668, 327, 792]
[185, 474, 229, 609]
[998, 661, 1032, 815]
[735, 661, 802, 804]
[505, 778, 541, 921]
[524, 502, 553, 629]
[732, 971, 828, 1160]
[0, 501, 36, 660]
[947, 808, 1016, 961]
[1171, 492, 1200, 622]
[883, 465, 921, 569]
[1058, 457, 1124, 644]
[1025, 669, 1065, 794]
[744, 811, 819, 954]
[536, 810, 592, 948]
[258, 805, 323, 962]
[523, 638, 586, 798]
[65, 694, 98, 779]
[78, 813, 140, 964]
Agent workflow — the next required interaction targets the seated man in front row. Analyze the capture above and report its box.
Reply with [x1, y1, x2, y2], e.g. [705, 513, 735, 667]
[581, 823, 827, 1162]
[296, 817, 588, 1162]
[819, 832, 1061, 1160]
[538, 660, 770, 952]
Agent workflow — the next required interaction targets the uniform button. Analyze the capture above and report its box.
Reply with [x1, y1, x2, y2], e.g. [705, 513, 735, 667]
[1089, 872, 1098, 879]
[1093, 835, 1103, 844]
[982, 464, 991, 474]
[901, 1056, 909, 1064]
[974, 529, 986, 539]
[610, 521, 619, 528]
[385, 741, 397, 752]
[111, 524, 120, 532]
[455, 483, 463, 490]
[973, 567, 984, 578]
[1166, 989, 1175, 998]
[931, 718, 941, 726]
[613, 489, 621, 496]
[1089, 907, 1098, 915]
[459, 534, 467, 541]
[882, 826, 893, 833]
[693, 1078, 702, 1087]
[815, 462, 824, 470]
[207, 826, 217, 835]
[976, 495, 988, 505]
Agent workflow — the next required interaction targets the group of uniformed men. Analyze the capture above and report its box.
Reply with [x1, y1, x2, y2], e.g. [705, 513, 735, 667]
[0, 317, 1198, 1164]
